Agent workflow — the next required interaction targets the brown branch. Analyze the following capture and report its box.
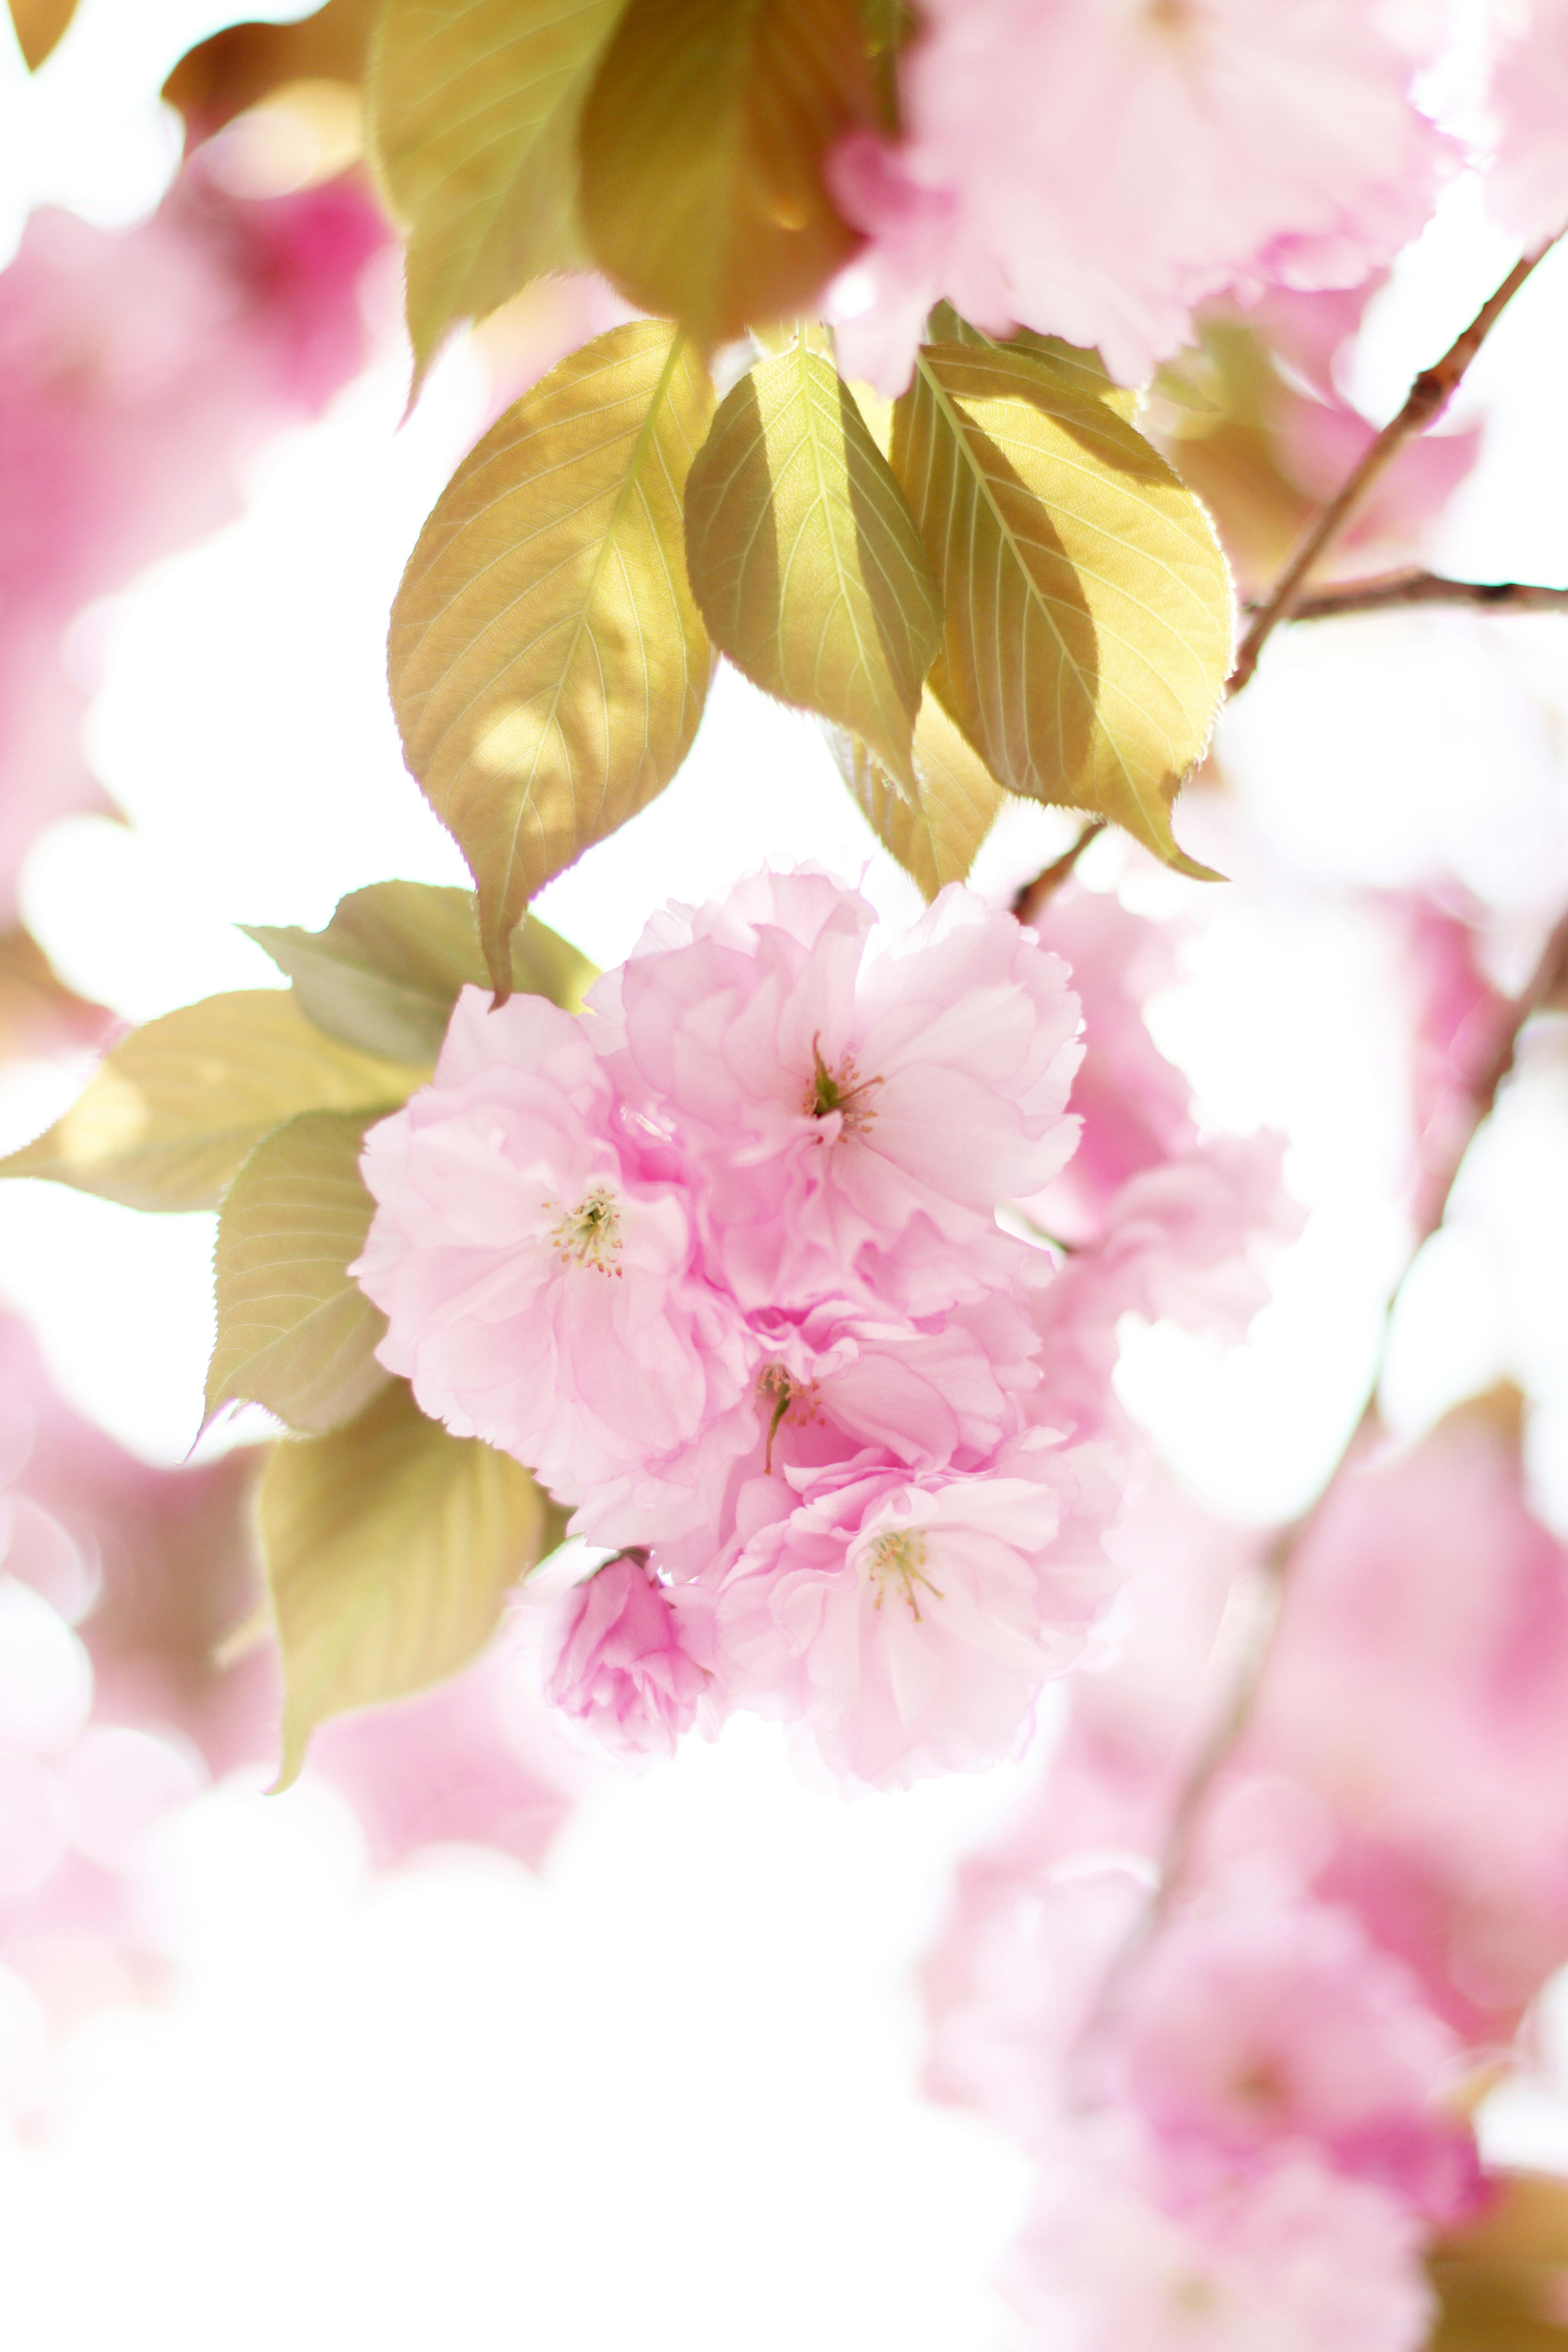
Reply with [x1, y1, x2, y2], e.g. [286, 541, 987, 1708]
[1263, 570, 1568, 624]
[1228, 241, 1562, 695]
[1013, 819, 1105, 924]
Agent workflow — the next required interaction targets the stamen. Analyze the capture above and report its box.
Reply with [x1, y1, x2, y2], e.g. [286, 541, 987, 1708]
[804, 1032, 883, 1134]
[757, 1364, 820, 1470]
[553, 1183, 623, 1275]
[864, 1528, 944, 1621]
[759, 1365, 792, 1475]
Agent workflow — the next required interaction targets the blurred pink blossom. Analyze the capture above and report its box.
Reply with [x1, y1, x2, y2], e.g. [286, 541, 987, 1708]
[1488, 0, 1568, 248]
[829, 0, 1451, 389]
[1109, 1895, 1480, 2224]
[0, 158, 388, 918]
[1012, 2128, 1434, 2352]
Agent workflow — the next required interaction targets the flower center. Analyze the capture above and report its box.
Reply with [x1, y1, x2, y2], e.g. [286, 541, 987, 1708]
[804, 1033, 883, 1136]
[865, 1529, 943, 1621]
[553, 1183, 623, 1275]
[757, 1365, 821, 1471]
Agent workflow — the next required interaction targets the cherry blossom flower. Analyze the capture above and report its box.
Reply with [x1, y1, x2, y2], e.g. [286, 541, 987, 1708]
[0, 157, 388, 919]
[595, 867, 1082, 1320]
[1109, 1896, 1480, 2224]
[357, 873, 1291, 1788]
[1011, 2126, 1435, 2352]
[544, 1554, 712, 1758]
[829, 0, 1451, 389]
[1487, 0, 1568, 248]
[356, 987, 756, 1512]
[704, 1438, 1121, 1785]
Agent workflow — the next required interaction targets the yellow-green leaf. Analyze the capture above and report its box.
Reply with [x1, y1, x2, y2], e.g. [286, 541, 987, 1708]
[246, 881, 596, 1063]
[891, 341, 1233, 876]
[261, 1380, 550, 1783]
[368, 0, 625, 387]
[577, 0, 876, 344]
[1429, 2171, 1568, 2351]
[0, 993, 422, 1212]
[7, 0, 76, 70]
[833, 687, 1004, 898]
[927, 304, 1140, 424]
[390, 320, 714, 992]
[684, 342, 941, 788]
[207, 1110, 390, 1435]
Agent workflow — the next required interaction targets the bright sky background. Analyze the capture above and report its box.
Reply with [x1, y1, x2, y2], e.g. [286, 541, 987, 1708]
[4, 4, 1568, 2345]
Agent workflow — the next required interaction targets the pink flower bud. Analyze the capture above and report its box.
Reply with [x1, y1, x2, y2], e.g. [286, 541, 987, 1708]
[544, 1557, 709, 1759]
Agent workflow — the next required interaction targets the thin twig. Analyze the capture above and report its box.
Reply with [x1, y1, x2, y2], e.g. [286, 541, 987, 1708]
[1067, 905, 1568, 2083]
[1229, 241, 1561, 694]
[1265, 571, 1568, 623]
[1146, 901, 1568, 1926]
[1013, 819, 1106, 924]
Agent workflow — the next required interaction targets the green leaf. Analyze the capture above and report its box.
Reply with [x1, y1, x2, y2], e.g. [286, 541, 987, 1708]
[0, 993, 422, 1212]
[261, 1380, 552, 1784]
[389, 320, 714, 993]
[833, 687, 1004, 898]
[206, 1110, 391, 1435]
[367, 0, 626, 389]
[684, 342, 941, 789]
[891, 341, 1233, 875]
[245, 881, 597, 1064]
[577, 0, 877, 344]
[926, 304, 1141, 423]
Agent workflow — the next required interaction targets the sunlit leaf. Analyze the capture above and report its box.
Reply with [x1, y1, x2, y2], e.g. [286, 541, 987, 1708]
[245, 881, 596, 1063]
[207, 1109, 390, 1435]
[891, 340, 1232, 875]
[577, 0, 876, 344]
[7, 0, 75, 69]
[1428, 2171, 1568, 2351]
[368, 0, 624, 387]
[833, 686, 1004, 898]
[162, 0, 374, 139]
[684, 341, 940, 788]
[856, 0, 913, 128]
[0, 929, 114, 1061]
[261, 1380, 551, 1783]
[390, 320, 714, 991]
[927, 304, 1140, 423]
[0, 993, 421, 1212]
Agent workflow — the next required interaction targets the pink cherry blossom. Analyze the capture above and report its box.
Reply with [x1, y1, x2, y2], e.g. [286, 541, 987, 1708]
[0, 158, 387, 919]
[595, 868, 1082, 1319]
[1109, 1896, 1480, 2224]
[356, 986, 755, 1513]
[705, 1437, 1121, 1785]
[829, 0, 1451, 389]
[1487, 0, 1568, 248]
[1011, 2126, 1434, 2352]
[1232, 1393, 1568, 2042]
[544, 1554, 712, 1758]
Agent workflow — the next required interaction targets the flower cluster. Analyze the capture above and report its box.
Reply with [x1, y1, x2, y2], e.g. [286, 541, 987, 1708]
[357, 870, 1292, 1787]
[921, 1377, 1568, 2349]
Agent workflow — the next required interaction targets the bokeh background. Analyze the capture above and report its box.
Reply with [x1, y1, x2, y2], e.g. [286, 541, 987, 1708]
[4, 3, 1568, 2343]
